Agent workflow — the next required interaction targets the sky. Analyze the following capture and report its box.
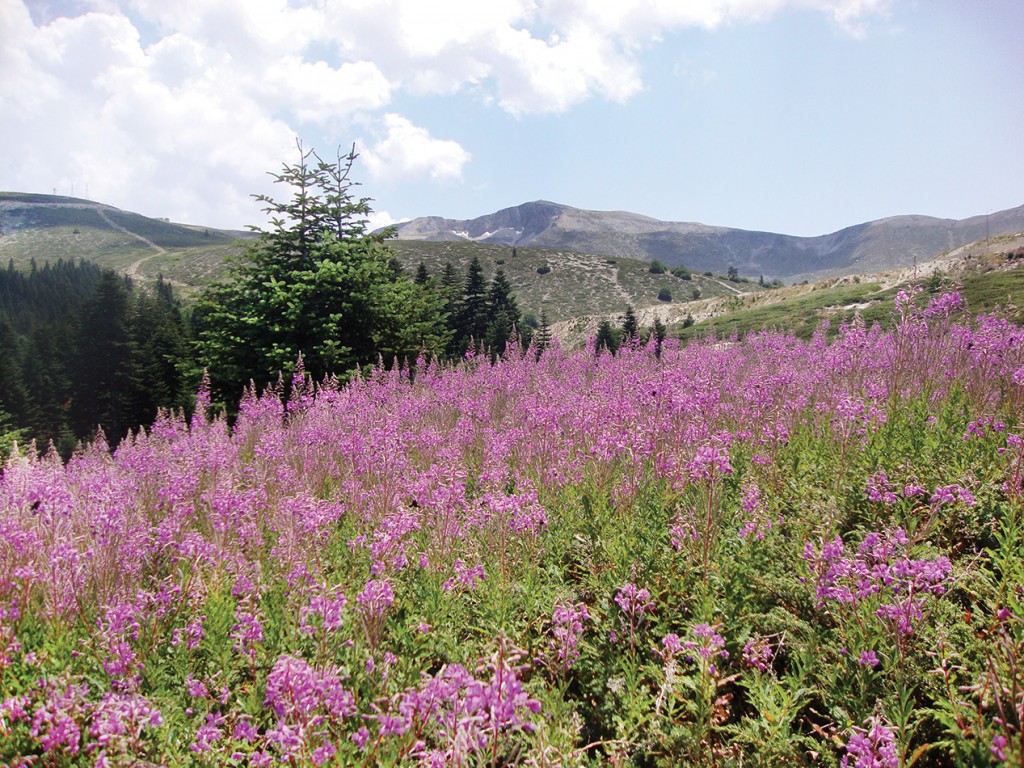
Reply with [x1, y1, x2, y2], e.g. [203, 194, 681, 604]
[2, 0, 1022, 237]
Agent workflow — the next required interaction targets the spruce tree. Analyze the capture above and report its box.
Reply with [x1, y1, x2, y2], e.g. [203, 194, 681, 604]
[194, 143, 447, 407]
[414, 262, 430, 285]
[621, 305, 640, 343]
[484, 268, 520, 358]
[70, 270, 133, 441]
[533, 309, 552, 358]
[0, 320, 29, 428]
[595, 319, 618, 355]
[453, 256, 489, 356]
[652, 317, 668, 358]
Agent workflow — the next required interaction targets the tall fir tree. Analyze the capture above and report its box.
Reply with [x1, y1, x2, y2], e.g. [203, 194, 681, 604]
[484, 269, 521, 359]
[453, 256, 489, 356]
[70, 270, 133, 441]
[651, 317, 667, 358]
[533, 309, 552, 358]
[414, 262, 430, 285]
[595, 319, 619, 355]
[621, 305, 640, 344]
[194, 143, 448, 407]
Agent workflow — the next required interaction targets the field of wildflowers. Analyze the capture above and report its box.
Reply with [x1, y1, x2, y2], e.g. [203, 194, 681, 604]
[2, 289, 1024, 766]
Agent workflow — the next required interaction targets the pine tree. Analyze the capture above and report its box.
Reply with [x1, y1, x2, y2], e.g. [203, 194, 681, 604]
[621, 305, 640, 343]
[70, 270, 133, 441]
[652, 317, 668, 358]
[440, 261, 460, 296]
[22, 323, 75, 454]
[453, 256, 489, 356]
[0, 320, 29, 427]
[484, 269, 520, 359]
[127, 279, 194, 428]
[194, 143, 444, 407]
[595, 319, 619, 355]
[414, 262, 430, 285]
[533, 309, 552, 358]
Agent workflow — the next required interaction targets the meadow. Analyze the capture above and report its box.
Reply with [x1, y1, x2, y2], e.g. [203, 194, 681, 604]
[1, 288, 1023, 766]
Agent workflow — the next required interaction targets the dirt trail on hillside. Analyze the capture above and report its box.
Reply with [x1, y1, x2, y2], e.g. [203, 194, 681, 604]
[93, 208, 167, 283]
[709, 277, 745, 295]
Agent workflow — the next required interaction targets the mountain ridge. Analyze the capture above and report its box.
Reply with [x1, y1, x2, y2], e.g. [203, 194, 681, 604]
[394, 200, 1024, 282]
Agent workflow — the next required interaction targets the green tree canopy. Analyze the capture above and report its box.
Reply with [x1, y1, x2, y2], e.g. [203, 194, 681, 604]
[194, 143, 449, 407]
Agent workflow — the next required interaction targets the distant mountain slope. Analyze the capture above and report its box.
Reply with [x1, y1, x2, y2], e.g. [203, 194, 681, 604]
[0, 192, 252, 291]
[394, 200, 1024, 282]
[1, 192, 737, 321]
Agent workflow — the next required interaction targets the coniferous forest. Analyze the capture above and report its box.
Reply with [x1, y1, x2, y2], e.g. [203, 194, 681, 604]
[0, 261, 192, 456]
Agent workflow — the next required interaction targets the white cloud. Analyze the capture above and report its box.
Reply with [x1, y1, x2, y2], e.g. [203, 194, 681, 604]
[323, 0, 890, 113]
[359, 114, 470, 182]
[0, 0, 891, 226]
[365, 209, 398, 233]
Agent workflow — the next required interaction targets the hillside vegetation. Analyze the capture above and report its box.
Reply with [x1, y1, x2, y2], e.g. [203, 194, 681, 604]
[390, 240, 750, 324]
[0, 193, 251, 293]
[672, 232, 1024, 341]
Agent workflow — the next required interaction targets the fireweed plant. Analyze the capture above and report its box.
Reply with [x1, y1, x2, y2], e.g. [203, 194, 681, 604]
[1, 291, 1023, 766]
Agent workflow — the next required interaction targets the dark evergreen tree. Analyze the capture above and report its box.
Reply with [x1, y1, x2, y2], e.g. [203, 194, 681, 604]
[595, 319, 619, 355]
[21, 323, 75, 454]
[533, 309, 552, 359]
[651, 317, 668, 358]
[452, 256, 489, 356]
[440, 261, 460, 296]
[484, 269, 521, 359]
[70, 270, 133, 441]
[621, 305, 640, 343]
[414, 262, 430, 285]
[194, 143, 448, 407]
[0, 320, 29, 427]
[126, 278, 194, 428]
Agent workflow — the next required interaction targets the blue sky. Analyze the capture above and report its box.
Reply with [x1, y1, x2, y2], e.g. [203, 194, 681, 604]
[2, 0, 1022, 237]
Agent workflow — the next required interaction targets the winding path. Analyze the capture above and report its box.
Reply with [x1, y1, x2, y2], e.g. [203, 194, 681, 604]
[94, 207, 167, 283]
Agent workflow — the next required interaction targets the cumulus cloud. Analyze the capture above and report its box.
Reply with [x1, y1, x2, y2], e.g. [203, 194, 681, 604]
[0, 0, 890, 226]
[359, 114, 470, 182]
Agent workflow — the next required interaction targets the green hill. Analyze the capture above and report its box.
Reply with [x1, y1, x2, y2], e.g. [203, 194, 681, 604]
[672, 231, 1024, 341]
[0, 193, 252, 294]
[389, 240, 751, 324]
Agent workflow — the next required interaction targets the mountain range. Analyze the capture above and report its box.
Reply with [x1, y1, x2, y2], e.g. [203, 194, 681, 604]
[393, 200, 1024, 283]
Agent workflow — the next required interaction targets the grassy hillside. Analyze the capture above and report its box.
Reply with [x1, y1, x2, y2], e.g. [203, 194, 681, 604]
[390, 239, 757, 324]
[0, 193, 251, 294]
[674, 232, 1024, 341]
[1, 194, 759, 318]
